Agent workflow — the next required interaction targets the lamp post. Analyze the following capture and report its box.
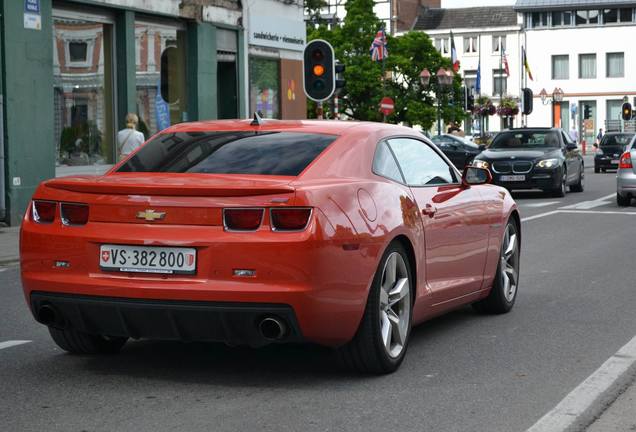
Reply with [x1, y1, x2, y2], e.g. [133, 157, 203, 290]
[540, 87, 565, 127]
[420, 67, 454, 136]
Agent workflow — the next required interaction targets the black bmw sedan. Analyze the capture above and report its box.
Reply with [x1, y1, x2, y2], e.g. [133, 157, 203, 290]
[472, 128, 584, 197]
[431, 134, 482, 169]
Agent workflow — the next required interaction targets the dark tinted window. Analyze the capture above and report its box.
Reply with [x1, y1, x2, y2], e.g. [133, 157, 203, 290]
[118, 131, 336, 176]
[388, 138, 457, 186]
[600, 134, 634, 147]
[373, 141, 404, 183]
[490, 130, 561, 149]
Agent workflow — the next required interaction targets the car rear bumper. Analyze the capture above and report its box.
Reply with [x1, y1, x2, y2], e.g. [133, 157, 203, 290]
[30, 292, 304, 347]
[617, 171, 636, 196]
[595, 158, 619, 170]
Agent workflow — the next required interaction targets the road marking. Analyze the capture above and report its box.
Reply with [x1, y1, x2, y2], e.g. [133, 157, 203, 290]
[0, 340, 31, 351]
[559, 210, 636, 216]
[559, 193, 615, 210]
[521, 210, 561, 223]
[526, 334, 636, 432]
[522, 202, 560, 208]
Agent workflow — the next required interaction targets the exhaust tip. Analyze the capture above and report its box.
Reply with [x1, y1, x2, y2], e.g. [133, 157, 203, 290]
[258, 316, 287, 341]
[37, 304, 63, 327]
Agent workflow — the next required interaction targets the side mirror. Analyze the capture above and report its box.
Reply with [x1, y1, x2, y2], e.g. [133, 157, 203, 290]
[566, 143, 578, 151]
[478, 144, 486, 152]
[462, 166, 492, 186]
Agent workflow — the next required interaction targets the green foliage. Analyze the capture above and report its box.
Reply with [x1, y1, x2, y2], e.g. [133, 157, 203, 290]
[304, 0, 465, 129]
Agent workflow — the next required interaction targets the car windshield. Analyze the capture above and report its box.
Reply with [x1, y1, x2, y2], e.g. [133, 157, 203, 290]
[600, 134, 634, 147]
[117, 131, 337, 176]
[489, 131, 561, 149]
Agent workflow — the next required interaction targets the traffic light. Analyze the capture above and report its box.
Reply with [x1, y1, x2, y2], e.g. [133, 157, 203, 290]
[583, 104, 591, 119]
[303, 39, 335, 102]
[622, 102, 633, 121]
[522, 88, 533, 115]
[335, 62, 345, 94]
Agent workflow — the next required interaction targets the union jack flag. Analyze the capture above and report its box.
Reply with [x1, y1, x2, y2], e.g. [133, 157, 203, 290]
[369, 29, 388, 62]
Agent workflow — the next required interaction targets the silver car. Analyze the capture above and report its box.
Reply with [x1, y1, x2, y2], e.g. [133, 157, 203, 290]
[617, 135, 636, 206]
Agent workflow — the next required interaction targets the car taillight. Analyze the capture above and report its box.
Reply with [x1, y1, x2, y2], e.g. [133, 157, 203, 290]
[270, 208, 312, 231]
[60, 203, 89, 225]
[32, 200, 56, 223]
[223, 208, 264, 231]
[619, 152, 633, 169]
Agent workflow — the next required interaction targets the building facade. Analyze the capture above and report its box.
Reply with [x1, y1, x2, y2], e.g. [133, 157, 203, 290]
[515, 0, 636, 144]
[0, 0, 306, 226]
[413, 5, 523, 134]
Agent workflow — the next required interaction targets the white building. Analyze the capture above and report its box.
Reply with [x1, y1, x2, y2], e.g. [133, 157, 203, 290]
[515, 0, 636, 143]
[413, 6, 523, 133]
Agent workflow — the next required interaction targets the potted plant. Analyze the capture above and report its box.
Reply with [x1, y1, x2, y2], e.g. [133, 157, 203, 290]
[496, 95, 520, 117]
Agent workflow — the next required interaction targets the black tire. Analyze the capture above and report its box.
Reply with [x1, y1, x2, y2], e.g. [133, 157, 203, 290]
[48, 327, 127, 355]
[473, 219, 520, 314]
[570, 164, 584, 192]
[594, 165, 600, 174]
[617, 193, 631, 207]
[550, 169, 567, 197]
[338, 242, 413, 374]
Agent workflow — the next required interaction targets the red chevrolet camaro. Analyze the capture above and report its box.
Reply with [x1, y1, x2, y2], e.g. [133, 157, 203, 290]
[21, 119, 520, 373]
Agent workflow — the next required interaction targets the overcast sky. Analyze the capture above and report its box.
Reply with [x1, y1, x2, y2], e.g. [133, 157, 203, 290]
[441, 0, 516, 7]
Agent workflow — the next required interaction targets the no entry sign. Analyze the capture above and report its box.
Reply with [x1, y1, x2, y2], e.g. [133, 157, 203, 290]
[379, 97, 394, 116]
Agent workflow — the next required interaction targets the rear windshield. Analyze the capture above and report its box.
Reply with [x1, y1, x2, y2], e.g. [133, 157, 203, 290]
[117, 131, 337, 176]
[600, 134, 634, 147]
[490, 131, 561, 149]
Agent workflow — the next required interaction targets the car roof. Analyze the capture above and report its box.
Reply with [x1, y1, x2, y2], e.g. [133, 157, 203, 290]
[162, 119, 417, 137]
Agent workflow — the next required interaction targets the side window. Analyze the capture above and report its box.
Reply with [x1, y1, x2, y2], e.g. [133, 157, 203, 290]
[372, 141, 405, 183]
[387, 138, 458, 186]
[561, 131, 573, 147]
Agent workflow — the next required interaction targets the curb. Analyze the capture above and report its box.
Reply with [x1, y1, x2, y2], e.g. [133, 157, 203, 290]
[0, 257, 19, 267]
[527, 335, 636, 432]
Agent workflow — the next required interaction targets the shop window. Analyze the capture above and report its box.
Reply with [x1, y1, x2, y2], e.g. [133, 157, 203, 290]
[606, 53, 624, 78]
[552, 55, 569, 80]
[578, 54, 596, 78]
[135, 21, 187, 140]
[249, 57, 280, 119]
[53, 14, 115, 167]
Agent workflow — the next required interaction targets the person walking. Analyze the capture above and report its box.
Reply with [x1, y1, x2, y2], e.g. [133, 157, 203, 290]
[596, 128, 603, 144]
[117, 113, 145, 161]
[569, 125, 579, 143]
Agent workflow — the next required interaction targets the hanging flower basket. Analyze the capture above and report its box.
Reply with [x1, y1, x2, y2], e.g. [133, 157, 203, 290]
[472, 96, 496, 116]
[497, 96, 520, 117]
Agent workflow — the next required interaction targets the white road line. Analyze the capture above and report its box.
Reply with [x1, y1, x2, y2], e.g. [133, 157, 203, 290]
[0, 340, 31, 351]
[522, 202, 560, 208]
[559, 193, 616, 210]
[559, 210, 636, 216]
[521, 210, 561, 222]
[526, 334, 636, 432]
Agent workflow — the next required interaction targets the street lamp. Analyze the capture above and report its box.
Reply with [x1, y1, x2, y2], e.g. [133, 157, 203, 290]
[540, 87, 565, 127]
[420, 67, 454, 136]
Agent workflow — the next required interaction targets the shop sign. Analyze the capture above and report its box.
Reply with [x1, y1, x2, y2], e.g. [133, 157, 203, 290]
[249, 9, 305, 51]
[24, 0, 41, 31]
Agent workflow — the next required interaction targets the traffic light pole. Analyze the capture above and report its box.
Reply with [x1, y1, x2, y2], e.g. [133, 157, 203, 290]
[316, 101, 323, 120]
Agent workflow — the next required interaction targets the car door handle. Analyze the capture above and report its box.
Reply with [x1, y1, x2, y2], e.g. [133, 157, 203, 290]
[422, 203, 437, 218]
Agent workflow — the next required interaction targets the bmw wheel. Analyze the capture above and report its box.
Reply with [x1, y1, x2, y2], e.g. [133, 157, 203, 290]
[551, 168, 567, 197]
[338, 242, 413, 374]
[570, 164, 584, 192]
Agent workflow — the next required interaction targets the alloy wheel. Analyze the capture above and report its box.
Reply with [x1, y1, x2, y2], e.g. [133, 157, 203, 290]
[378, 252, 411, 358]
[500, 223, 519, 302]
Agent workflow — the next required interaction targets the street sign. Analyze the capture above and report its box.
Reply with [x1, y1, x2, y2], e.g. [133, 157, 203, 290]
[379, 97, 394, 116]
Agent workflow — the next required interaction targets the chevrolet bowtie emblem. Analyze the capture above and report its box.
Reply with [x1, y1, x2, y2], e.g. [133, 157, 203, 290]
[136, 209, 166, 221]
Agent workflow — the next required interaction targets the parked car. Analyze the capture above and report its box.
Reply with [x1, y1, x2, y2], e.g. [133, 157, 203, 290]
[616, 135, 636, 206]
[472, 127, 584, 197]
[594, 132, 635, 173]
[21, 119, 520, 374]
[431, 134, 482, 169]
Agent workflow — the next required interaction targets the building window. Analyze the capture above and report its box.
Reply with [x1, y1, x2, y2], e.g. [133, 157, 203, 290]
[576, 10, 600, 25]
[250, 57, 280, 119]
[606, 100, 623, 122]
[531, 11, 548, 28]
[435, 38, 449, 54]
[606, 53, 624, 78]
[603, 8, 633, 23]
[492, 35, 506, 53]
[68, 42, 88, 62]
[53, 13, 115, 167]
[463, 36, 477, 54]
[552, 55, 569, 79]
[464, 70, 477, 93]
[579, 54, 596, 78]
[493, 69, 507, 96]
[551, 11, 572, 26]
[135, 20, 187, 141]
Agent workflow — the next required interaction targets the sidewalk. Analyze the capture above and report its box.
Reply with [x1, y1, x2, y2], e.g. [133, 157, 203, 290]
[0, 226, 20, 266]
[586, 379, 636, 431]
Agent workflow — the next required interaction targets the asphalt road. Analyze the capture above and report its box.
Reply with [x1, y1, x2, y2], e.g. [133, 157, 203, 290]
[2, 168, 635, 432]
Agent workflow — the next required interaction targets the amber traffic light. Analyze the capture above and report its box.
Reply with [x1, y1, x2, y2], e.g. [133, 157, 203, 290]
[622, 102, 633, 121]
[303, 39, 335, 102]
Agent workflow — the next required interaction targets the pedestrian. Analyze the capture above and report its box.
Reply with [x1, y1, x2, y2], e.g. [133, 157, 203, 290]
[596, 128, 603, 144]
[569, 126, 579, 143]
[117, 113, 145, 161]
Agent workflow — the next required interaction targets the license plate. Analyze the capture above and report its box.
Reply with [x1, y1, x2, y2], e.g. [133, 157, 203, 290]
[611, 159, 620, 164]
[500, 175, 525, 182]
[100, 244, 196, 274]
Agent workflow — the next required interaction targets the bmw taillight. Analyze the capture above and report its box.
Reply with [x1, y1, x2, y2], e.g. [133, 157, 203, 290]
[619, 152, 633, 169]
[61, 203, 89, 225]
[270, 208, 312, 231]
[223, 208, 264, 231]
[32, 200, 56, 223]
